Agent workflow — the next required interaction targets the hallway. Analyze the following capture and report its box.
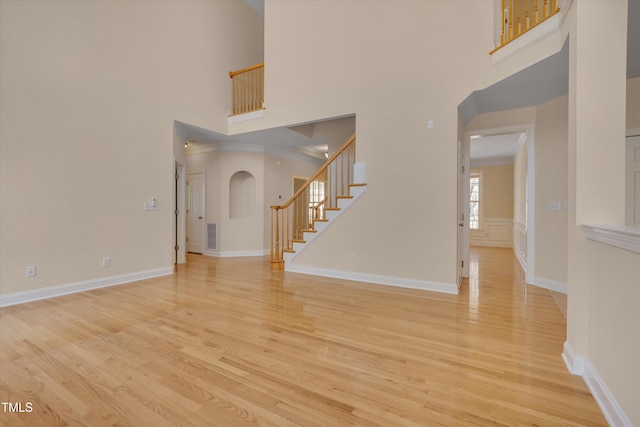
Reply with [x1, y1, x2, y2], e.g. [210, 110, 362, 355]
[0, 247, 606, 426]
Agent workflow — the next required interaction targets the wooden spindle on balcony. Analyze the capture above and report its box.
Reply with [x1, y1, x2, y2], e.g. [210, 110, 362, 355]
[493, 0, 560, 54]
[229, 62, 264, 116]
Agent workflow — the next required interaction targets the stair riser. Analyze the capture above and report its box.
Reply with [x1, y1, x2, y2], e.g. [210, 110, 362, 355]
[283, 184, 367, 265]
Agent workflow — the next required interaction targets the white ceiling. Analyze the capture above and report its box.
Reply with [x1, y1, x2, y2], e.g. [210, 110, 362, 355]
[243, 0, 264, 16]
[470, 132, 526, 166]
[176, 121, 329, 160]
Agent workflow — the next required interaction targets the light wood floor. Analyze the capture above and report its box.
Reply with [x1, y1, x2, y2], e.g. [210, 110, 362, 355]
[0, 247, 606, 426]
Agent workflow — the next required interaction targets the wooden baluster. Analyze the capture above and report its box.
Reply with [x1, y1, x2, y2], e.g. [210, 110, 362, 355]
[232, 77, 237, 115]
[305, 193, 308, 231]
[250, 70, 254, 111]
[244, 73, 248, 113]
[508, 0, 513, 41]
[515, 0, 521, 36]
[239, 74, 243, 114]
[252, 69, 257, 111]
[240, 74, 243, 113]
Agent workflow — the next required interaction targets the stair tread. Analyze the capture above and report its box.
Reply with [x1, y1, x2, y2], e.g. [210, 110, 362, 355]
[314, 219, 329, 222]
[324, 207, 341, 211]
[349, 183, 367, 187]
[283, 249, 296, 253]
[292, 239, 306, 243]
[302, 229, 317, 233]
[337, 195, 353, 199]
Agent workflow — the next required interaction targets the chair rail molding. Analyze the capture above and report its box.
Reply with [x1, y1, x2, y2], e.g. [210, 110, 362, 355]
[583, 224, 640, 254]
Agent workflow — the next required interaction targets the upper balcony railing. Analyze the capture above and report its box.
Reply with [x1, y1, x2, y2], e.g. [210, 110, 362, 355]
[491, 0, 560, 53]
[229, 62, 264, 116]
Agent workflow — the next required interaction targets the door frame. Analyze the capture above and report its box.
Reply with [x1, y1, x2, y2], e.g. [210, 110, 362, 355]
[463, 123, 536, 284]
[174, 160, 186, 265]
[457, 139, 470, 286]
[187, 171, 205, 254]
[626, 129, 640, 225]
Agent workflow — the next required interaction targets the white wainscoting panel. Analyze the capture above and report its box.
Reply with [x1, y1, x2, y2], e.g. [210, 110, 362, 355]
[470, 218, 513, 248]
[513, 221, 527, 271]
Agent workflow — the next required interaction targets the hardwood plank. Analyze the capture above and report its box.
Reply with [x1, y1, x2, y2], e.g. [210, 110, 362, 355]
[0, 247, 607, 426]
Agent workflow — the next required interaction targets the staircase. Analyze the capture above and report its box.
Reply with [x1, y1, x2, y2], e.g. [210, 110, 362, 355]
[270, 134, 366, 269]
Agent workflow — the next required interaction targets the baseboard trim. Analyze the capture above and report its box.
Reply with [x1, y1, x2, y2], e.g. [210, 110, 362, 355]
[203, 249, 269, 258]
[562, 341, 633, 427]
[0, 267, 174, 308]
[285, 264, 459, 295]
[512, 246, 527, 273]
[562, 341, 586, 375]
[533, 276, 567, 294]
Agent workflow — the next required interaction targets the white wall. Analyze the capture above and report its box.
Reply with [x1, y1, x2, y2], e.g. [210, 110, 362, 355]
[231, 0, 511, 287]
[470, 164, 514, 248]
[587, 242, 640, 426]
[0, 0, 263, 295]
[534, 95, 568, 287]
[311, 116, 356, 155]
[564, 2, 637, 426]
[513, 139, 529, 228]
[186, 148, 321, 255]
[628, 77, 640, 130]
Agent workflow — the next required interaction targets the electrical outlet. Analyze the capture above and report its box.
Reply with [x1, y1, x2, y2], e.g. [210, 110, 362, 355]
[26, 266, 36, 277]
[102, 257, 110, 267]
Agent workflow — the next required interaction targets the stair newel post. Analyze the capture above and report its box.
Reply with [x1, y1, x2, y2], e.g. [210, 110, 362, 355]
[270, 206, 283, 269]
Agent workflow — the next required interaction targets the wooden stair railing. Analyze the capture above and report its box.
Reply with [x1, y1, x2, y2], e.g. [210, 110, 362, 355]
[270, 134, 356, 268]
[490, 0, 559, 54]
[229, 62, 264, 115]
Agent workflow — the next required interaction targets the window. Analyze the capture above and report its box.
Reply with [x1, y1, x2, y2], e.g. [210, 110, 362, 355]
[469, 171, 482, 229]
[308, 180, 325, 221]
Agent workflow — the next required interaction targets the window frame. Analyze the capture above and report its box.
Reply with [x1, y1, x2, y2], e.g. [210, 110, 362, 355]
[469, 170, 483, 230]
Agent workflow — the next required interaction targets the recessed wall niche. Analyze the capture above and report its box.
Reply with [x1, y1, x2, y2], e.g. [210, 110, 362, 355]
[229, 171, 256, 219]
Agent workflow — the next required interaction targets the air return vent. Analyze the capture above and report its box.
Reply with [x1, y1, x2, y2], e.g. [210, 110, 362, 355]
[207, 223, 218, 250]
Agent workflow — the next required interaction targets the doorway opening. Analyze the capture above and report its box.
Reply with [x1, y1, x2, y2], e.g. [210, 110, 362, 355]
[187, 172, 205, 254]
[174, 161, 186, 265]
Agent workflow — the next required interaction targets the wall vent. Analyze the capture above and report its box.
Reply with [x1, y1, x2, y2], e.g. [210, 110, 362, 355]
[207, 223, 218, 250]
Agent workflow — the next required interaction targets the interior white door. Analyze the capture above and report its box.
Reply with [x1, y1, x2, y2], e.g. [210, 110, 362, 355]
[626, 136, 640, 225]
[187, 173, 204, 254]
